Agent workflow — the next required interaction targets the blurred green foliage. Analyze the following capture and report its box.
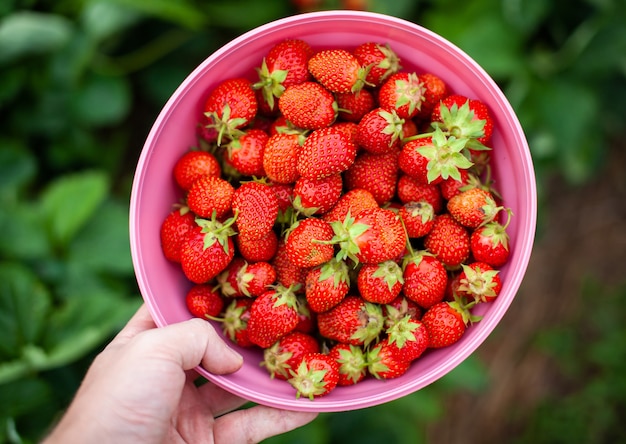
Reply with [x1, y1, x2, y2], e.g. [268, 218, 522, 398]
[1, 0, 625, 442]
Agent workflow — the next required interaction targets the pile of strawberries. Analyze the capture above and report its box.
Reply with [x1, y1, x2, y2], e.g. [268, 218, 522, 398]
[159, 38, 513, 399]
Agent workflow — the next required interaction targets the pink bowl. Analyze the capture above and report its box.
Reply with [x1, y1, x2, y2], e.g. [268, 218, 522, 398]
[130, 10, 536, 412]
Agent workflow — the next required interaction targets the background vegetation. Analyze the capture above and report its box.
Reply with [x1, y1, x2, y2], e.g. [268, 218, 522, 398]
[1, 0, 625, 442]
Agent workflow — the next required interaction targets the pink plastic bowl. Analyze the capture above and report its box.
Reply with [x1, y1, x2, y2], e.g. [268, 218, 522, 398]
[130, 10, 536, 412]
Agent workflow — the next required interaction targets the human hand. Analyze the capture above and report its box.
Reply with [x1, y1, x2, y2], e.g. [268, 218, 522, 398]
[43, 304, 318, 443]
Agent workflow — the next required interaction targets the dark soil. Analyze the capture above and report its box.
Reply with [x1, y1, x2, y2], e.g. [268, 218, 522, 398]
[426, 143, 626, 443]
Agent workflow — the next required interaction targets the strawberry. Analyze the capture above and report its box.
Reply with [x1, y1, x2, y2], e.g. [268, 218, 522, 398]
[278, 81, 337, 130]
[353, 42, 401, 87]
[223, 128, 268, 177]
[386, 316, 429, 361]
[416, 72, 447, 119]
[378, 72, 426, 120]
[439, 168, 472, 201]
[215, 298, 254, 347]
[399, 201, 435, 238]
[247, 284, 301, 348]
[185, 284, 225, 319]
[288, 352, 340, 399]
[470, 214, 511, 268]
[447, 187, 502, 229]
[173, 150, 221, 191]
[357, 260, 404, 304]
[231, 181, 279, 240]
[254, 39, 313, 112]
[285, 217, 335, 269]
[344, 149, 400, 205]
[396, 174, 443, 213]
[454, 262, 502, 303]
[272, 239, 308, 289]
[235, 228, 278, 263]
[186, 175, 235, 220]
[317, 295, 384, 346]
[294, 294, 317, 334]
[262, 331, 320, 380]
[356, 107, 404, 154]
[383, 295, 423, 329]
[330, 207, 406, 265]
[305, 257, 350, 313]
[203, 77, 258, 145]
[308, 48, 370, 93]
[424, 213, 470, 268]
[297, 125, 357, 180]
[262, 133, 301, 184]
[321, 188, 379, 224]
[216, 256, 247, 298]
[402, 251, 448, 309]
[421, 299, 480, 348]
[160, 206, 196, 263]
[180, 216, 236, 284]
[367, 338, 411, 379]
[335, 88, 376, 123]
[398, 137, 442, 185]
[328, 343, 368, 386]
[293, 173, 343, 216]
[431, 94, 494, 147]
[239, 261, 277, 298]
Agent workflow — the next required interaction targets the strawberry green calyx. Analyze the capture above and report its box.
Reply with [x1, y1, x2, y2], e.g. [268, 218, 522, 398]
[458, 264, 500, 299]
[253, 58, 288, 110]
[431, 99, 489, 150]
[318, 257, 350, 287]
[330, 211, 370, 264]
[373, 43, 402, 82]
[386, 315, 418, 349]
[449, 296, 482, 325]
[205, 103, 247, 146]
[350, 301, 384, 346]
[335, 345, 368, 385]
[196, 212, 237, 254]
[271, 283, 301, 310]
[373, 260, 404, 292]
[417, 126, 474, 183]
[393, 72, 426, 116]
[289, 359, 330, 400]
[378, 109, 405, 147]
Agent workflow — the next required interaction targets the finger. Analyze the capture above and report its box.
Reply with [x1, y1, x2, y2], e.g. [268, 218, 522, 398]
[195, 379, 250, 417]
[109, 303, 156, 347]
[213, 405, 318, 444]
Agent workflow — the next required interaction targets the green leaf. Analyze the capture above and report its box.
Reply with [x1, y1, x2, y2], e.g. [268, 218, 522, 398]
[81, 0, 143, 43]
[0, 201, 51, 260]
[71, 73, 131, 127]
[204, 0, 290, 29]
[0, 262, 52, 361]
[0, 378, 53, 419]
[0, 11, 74, 64]
[102, 0, 207, 30]
[39, 170, 109, 248]
[0, 142, 37, 195]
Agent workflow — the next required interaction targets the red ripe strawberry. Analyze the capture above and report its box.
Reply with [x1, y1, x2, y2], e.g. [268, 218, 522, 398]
[399, 201, 435, 238]
[383, 295, 423, 329]
[160, 206, 196, 262]
[223, 129, 268, 177]
[331, 207, 406, 265]
[247, 284, 301, 348]
[322, 188, 379, 224]
[235, 228, 278, 263]
[297, 126, 357, 180]
[386, 316, 429, 362]
[278, 81, 337, 130]
[231, 181, 279, 240]
[402, 251, 448, 309]
[294, 294, 317, 334]
[454, 262, 502, 303]
[336, 89, 375, 123]
[272, 239, 308, 289]
[344, 149, 400, 205]
[308, 48, 370, 93]
[285, 217, 335, 269]
[217, 298, 254, 347]
[328, 343, 368, 386]
[288, 352, 340, 399]
[263, 133, 301, 184]
[421, 300, 480, 348]
[262, 331, 319, 380]
[470, 215, 511, 268]
[416, 72, 447, 119]
[317, 295, 385, 346]
[185, 284, 225, 319]
[353, 42, 401, 87]
[378, 72, 426, 120]
[180, 216, 236, 284]
[240, 261, 277, 298]
[424, 213, 470, 268]
[367, 338, 411, 379]
[439, 168, 472, 201]
[431, 94, 494, 147]
[396, 174, 443, 212]
[187, 175, 235, 220]
[357, 260, 404, 304]
[447, 187, 502, 229]
[173, 150, 221, 191]
[305, 257, 350, 313]
[293, 173, 343, 216]
[203, 77, 258, 145]
[254, 39, 313, 112]
[398, 137, 442, 185]
[216, 256, 247, 298]
[356, 107, 404, 154]
[331, 121, 360, 145]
